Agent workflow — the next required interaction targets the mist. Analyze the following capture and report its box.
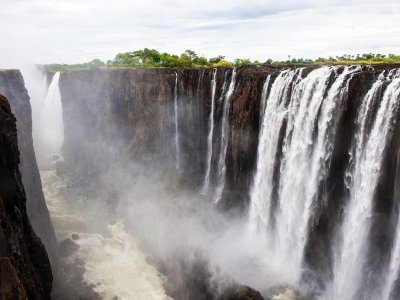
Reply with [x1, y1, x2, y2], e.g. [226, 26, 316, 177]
[20, 61, 400, 300]
[23, 66, 298, 300]
[20, 66, 64, 166]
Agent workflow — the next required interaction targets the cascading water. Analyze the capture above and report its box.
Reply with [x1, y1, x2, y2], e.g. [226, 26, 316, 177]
[249, 70, 300, 232]
[259, 75, 271, 119]
[214, 68, 236, 203]
[174, 71, 181, 172]
[39, 71, 64, 159]
[383, 210, 400, 300]
[202, 68, 217, 195]
[329, 73, 400, 300]
[20, 67, 49, 150]
[249, 66, 360, 283]
[276, 66, 358, 273]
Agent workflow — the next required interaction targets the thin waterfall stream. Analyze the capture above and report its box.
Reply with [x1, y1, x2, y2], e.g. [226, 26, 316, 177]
[214, 68, 236, 203]
[174, 71, 181, 172]
[202, 68, 217, 195]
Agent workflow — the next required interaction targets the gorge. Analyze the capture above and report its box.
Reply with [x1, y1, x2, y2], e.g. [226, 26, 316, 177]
[0, 64, 400, 300]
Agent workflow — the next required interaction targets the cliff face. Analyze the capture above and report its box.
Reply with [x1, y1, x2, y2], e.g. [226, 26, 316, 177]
[60, 68, 175, 168]
[58, 65, 400, 209]
[59, 65, 400, 295]
[0, 93, 52, 299]
[59, 67, 246, 192]
[0, 70, 58, 270]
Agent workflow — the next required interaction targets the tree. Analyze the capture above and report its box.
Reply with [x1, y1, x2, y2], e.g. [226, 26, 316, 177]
[131, 48, 161, 64]
[212, 60, 233, 67]
[234, 58, 252, 67]
[85, 59, 105, 69]
[209, 55, 225, 64]
[194, 56, 209, 66]
[184, 50, 198, 61]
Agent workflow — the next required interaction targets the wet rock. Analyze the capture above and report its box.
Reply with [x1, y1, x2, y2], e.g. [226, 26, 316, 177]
[0, 257, 28, 300]
[71, 233, 80, 241]
[0, 93, 52, 299]
[156, 250, 264, 300]
[218, 285, 264, 300]
[58, 238, 80, 257]
[0, 69, 58, 273]
[58, 262, 101, 300]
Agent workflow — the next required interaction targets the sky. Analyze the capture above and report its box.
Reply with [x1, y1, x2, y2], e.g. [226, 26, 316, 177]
[0, 0, 400, 67]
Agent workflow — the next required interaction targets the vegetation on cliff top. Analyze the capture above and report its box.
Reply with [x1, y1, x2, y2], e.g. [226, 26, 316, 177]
[41, 49, 400, 72]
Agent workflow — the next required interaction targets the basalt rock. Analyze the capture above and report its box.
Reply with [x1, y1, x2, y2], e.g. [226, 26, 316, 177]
[0, 70, 58, 272]
[0, 257, 28, 300]
[0, 93, 52, 299]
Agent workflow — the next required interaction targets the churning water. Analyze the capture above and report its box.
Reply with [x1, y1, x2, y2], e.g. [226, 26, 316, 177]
[42, 168, 170, 300]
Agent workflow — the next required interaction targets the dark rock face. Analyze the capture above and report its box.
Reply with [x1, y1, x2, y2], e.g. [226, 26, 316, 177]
[158, 253, 264, 300]
[0, 70, 58, 270]
[0, 257, 28, 300]
[0, 93, 52, 299]
[58, 64, 400, 297]
[58, 68, 254, 202]
[60, 68, 176, 174]
[58, 64, 400, 216]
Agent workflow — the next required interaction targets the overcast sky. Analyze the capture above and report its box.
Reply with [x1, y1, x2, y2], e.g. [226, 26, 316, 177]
[0, 0, 399, 67]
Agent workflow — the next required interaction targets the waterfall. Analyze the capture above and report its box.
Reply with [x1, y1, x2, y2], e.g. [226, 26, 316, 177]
[249, 70, 300, 231]
[202, 68, 218, 195]
[249, 66, 360, 282]
[259, 75, 271, 119]
[40, 71, 64, 158]
[383, 212, 400, 300]
[276, 66, 358, 273]
[214, 68, 236, 203]
[330, 73, 400, 300]
[174, 71, 181, 172]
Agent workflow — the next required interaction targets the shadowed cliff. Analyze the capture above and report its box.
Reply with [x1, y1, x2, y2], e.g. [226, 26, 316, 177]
[0, 70, 58, 271]
[0, 93, 52, 299]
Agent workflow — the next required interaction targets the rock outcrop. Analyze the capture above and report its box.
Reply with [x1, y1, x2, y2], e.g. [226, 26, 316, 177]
[0, 70, 58, 270]
[0, 257, 28, 300]
[0, 93, 52, 299]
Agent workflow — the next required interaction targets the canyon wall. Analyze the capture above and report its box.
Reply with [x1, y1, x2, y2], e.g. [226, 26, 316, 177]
[59, 67, 256, 202]
[58, 65, 400, 210]
[0, 70, 58, 268]
[0, 92, 52, 299]
[59, 65, 400, 298]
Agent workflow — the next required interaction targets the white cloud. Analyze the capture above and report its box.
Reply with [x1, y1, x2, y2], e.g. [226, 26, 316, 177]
[0, 0, 399, 67]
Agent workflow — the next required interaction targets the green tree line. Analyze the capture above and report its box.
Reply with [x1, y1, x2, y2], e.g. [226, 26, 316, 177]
[41, 49, 400, 72]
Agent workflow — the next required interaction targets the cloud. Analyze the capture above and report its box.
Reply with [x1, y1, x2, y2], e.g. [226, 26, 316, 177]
[0, 0, 399, 67]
